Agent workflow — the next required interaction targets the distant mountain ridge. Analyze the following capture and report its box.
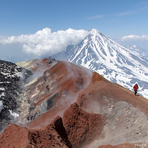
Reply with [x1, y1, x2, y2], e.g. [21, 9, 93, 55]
[53, 29, 148, 99]
[127, 45, 148, 57]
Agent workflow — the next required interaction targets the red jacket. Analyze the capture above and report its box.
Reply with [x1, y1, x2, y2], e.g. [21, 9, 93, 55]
[133, 84, 138, 91]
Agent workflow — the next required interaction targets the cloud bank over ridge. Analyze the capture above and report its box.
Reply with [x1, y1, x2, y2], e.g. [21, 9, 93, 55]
[0, 28, 89, 57]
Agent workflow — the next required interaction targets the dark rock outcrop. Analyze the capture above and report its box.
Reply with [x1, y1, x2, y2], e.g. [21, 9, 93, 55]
[0, 60, 32, 133]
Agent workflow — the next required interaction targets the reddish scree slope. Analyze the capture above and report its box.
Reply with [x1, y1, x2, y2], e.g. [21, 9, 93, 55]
[25, 60, 92, 129]
[1, 60, 148, 147]
[76, 72, 148, 147]
[0, 116, 71, 148]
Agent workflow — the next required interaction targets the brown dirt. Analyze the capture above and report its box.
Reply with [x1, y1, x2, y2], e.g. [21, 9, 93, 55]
[92, 71, 109, 83]
[98, 143, 135, 148]
[0, 124, 30, 148]
[63, 102, 106, 148]
[76, 72, 148, 147]
[0, 116, 71, 148]
[78, 72, 148, 114]
[28, 116, 71, 148]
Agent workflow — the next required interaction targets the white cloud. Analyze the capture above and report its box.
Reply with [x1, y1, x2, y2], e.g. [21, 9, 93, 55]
[0, 28, 89, 56]
[118, 34, 148, 51]
[121, 35, 148, 41]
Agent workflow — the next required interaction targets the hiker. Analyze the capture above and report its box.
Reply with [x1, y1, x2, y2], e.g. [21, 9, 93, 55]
[133, 83, 138, 95]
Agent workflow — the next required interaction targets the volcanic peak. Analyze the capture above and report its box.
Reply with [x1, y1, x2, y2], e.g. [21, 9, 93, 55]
[89, 28, 101, 35]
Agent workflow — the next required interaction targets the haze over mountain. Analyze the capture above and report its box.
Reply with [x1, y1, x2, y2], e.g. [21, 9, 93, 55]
[53, 29, 148, 99]
[127, 45, 148, 57]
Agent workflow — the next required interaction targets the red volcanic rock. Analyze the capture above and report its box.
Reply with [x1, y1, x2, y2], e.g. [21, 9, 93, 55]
[26, 61, 92, 129]
[63, 102, 106, 148]
[92, 71, 109, 83]
[28, 116, 71, 148]
[76, 72, 148, 147]
[0, 116, 71, 148]
[78, 73, 148, 114]
[98, 143, 135, 148]
[0, 124, 30, 148]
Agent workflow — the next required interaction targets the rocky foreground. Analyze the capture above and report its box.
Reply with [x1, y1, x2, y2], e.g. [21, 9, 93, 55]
[0, 60, 32, 133]
[0, 58, 148, 147]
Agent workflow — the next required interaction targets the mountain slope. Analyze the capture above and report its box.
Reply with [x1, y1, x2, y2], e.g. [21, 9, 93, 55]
[15, 58, 92, 128]
[0, 60, 32, 133]
[53, 29, 148, 99]
[1, 65, 148, 147]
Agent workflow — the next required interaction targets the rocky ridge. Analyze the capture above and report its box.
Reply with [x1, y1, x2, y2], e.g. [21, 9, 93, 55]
[0, 60, 32, 133]
[0, 58, 148, 147]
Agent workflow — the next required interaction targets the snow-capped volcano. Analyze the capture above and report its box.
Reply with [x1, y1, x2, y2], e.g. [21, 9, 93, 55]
[53, 29, 148, 98]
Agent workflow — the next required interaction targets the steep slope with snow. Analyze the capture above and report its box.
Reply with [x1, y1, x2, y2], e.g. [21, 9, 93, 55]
[54, 29, 148, 98]
[0, 60, 32, 133]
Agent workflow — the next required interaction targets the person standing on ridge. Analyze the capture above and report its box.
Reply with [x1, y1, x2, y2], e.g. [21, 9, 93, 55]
[133, 83, 138, 95]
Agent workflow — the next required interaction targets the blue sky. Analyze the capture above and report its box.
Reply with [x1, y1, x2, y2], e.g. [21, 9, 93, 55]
[0, 0, 148, 62]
